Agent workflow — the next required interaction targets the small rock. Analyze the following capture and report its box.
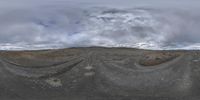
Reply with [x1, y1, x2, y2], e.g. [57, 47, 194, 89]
[72, 80, 77, 83]
[45, 78, 62, 87]
[84, 72, 95, 76]
[85, 65, 93, 70]
[193, 59, 200, 62]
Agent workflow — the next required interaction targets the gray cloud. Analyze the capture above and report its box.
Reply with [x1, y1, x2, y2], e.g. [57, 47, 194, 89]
[0, 0, 200, 50]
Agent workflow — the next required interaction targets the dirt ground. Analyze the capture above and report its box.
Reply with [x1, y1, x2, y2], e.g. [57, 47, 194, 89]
[0, 47, 200, 100]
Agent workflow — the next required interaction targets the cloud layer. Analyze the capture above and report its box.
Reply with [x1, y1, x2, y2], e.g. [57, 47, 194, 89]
[0, 0, 200, 50]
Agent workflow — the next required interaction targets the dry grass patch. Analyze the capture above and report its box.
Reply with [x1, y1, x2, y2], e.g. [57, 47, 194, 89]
[139, 52, 181, 66]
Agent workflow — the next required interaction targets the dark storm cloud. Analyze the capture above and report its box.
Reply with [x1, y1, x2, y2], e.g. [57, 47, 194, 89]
[0, 0, 200, 50]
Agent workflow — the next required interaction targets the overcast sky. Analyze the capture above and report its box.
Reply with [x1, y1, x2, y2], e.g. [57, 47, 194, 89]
[1, 0, 200, 9]
[0, 0, 200, 50]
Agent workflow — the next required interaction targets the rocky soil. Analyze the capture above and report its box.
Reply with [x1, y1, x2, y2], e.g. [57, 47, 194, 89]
[0, 47, 200, 100]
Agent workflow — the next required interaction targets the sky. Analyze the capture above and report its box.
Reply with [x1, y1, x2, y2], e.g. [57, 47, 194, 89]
[0, 0, 200, 50]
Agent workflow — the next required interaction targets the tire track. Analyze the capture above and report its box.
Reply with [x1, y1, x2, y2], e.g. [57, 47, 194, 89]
[0, 56, 84, 78]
